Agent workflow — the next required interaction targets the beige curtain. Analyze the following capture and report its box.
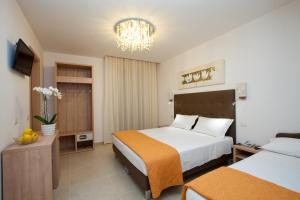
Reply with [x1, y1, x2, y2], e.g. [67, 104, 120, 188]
[103, 56, 158, 143]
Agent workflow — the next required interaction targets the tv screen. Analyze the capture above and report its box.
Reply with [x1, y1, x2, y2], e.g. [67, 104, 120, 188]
[13, 39, 34, 76]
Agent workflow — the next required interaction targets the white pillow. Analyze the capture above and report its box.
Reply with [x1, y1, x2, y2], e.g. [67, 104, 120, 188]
[171, 114, 198, 130]
[262, 137, 300, 158]
[192, 116, 234, 138]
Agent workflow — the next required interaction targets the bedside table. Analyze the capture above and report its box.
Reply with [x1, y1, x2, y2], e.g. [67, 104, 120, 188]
[233, 144, 261, 163]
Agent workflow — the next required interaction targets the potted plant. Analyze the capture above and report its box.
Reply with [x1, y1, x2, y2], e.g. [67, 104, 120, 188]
[33, 86, 62, 135]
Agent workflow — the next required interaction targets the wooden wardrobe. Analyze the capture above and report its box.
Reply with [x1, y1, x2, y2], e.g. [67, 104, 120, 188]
[55, 62, 94, 154]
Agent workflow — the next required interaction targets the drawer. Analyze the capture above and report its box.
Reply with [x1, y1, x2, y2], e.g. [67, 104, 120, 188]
[76, 132, 93, 142]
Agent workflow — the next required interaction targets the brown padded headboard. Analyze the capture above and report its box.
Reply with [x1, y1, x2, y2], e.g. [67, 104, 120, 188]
[276, 133, 300, 139]
[174, 89, 236, 144]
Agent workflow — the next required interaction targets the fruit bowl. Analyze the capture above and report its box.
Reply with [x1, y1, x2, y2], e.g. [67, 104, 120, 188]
[15, 128, 39, 145]
[15, 136, 39, 145]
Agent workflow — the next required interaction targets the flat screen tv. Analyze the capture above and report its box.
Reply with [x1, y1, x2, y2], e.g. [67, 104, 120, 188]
[13, 39, 34, 76]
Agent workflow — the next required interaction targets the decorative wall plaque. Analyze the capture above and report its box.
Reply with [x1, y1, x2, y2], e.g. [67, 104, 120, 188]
[178, 60, 225, 89]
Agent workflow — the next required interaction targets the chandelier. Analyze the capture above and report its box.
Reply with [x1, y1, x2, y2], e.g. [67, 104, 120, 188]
[114, 18, 155, 52]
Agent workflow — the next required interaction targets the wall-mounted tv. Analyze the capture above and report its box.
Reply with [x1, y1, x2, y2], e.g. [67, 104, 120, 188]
[13, 39, 34, 76]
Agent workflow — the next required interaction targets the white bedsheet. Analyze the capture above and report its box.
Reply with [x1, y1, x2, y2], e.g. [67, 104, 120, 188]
[186, 150, 300, 200]
[112, 127, 233, 175]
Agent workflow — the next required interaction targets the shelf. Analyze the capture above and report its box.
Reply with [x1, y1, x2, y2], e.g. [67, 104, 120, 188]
[77, 147, 94, 153]
[59, 130, 93, 137]
[56, 62, 92, 69]
[234, 144, 261, 154]
[76, 140, 94, 150]
[235, 154, 248, 160]
[61, 147, 93, 155]
[56, 76, 92, 84]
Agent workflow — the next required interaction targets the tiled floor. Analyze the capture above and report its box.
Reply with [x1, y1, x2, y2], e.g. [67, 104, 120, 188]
[54, 144, 187, 200]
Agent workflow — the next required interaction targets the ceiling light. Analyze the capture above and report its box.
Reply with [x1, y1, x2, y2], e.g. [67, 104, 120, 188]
[114, 18, 155, 52]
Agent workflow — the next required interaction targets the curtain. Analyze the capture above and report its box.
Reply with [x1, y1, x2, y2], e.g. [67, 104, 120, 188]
[103, 56, 158, 143]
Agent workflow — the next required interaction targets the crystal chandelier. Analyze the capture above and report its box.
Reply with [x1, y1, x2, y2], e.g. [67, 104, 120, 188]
[114, 18, 155, 52]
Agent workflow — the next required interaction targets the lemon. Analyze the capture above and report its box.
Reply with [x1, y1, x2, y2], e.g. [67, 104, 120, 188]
[23, 128, 33, 136]
[23, 134, 33, 143]
[17, 136, 25, 143]
[32, 132, 39, 141]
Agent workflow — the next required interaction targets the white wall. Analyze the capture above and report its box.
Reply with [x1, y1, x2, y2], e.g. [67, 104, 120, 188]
[0, 0, 43, 150]
[158, 1, 300, 145]
[43, 52, 104, 143]
[0, 0, 43, 198]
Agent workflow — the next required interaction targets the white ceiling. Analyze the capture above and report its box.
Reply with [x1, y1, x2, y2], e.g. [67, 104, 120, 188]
[17, 0, 293, 62]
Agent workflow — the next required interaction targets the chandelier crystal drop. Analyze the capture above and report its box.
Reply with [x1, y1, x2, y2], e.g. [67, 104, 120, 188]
[114, 18, 155, 52]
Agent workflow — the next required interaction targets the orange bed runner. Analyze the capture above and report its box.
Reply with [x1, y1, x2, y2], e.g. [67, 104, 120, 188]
[113, 130, 183, 198]
[181, 167, 300, 200]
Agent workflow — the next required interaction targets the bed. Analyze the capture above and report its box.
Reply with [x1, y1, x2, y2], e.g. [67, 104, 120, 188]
[185, 133, 300, 200]
[113, 127, 233, 175]
[113, 90, 236, 199]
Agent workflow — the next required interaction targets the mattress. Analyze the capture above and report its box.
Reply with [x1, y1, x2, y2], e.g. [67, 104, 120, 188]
[112, 126, 233, 175]
[186, 150, 300, 200]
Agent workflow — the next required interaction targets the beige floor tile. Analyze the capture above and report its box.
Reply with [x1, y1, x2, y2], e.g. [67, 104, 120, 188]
[55, 144, 188, 200]
[111, 172, 144, 197]
[54, 187, 70, 200]
[119, 191, 145, 200]
[70, 176, 117, 198]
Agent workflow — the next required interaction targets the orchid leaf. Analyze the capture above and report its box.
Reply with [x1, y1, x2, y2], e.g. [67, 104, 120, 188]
[33, 115, 49, 124]
[49, 114, 57, 124]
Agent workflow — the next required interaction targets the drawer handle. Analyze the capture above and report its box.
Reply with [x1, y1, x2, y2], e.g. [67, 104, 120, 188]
[79, 135, 87, 139]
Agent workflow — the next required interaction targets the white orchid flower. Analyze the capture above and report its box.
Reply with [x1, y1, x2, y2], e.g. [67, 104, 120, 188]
[49, 86, 58, 93]
[32, 86, 62, 125]
[33, 86, 62, 98]
[33, 87, 42, 93]
[47, 91, 53, 96]
[42, 88, 49, 95]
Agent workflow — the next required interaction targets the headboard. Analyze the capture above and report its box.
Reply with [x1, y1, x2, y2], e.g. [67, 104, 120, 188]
[174, 89, 236, 144]
[276, 133, 300, 139]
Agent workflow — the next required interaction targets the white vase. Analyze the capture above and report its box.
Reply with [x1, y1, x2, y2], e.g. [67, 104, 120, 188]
[41, 124, 56, 135]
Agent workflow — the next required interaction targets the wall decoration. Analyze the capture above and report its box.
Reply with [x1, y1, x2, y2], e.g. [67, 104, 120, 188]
[178, 59, 225, 89]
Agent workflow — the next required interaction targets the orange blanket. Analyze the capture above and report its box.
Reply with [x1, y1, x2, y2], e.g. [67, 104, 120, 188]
[181, 167, 300, 200]
[113, 130, 183, 198]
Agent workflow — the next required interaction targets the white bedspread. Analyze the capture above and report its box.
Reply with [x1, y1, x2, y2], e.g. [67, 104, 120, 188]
[186, 150, 300, 200]
[112, 127, 233, 175]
